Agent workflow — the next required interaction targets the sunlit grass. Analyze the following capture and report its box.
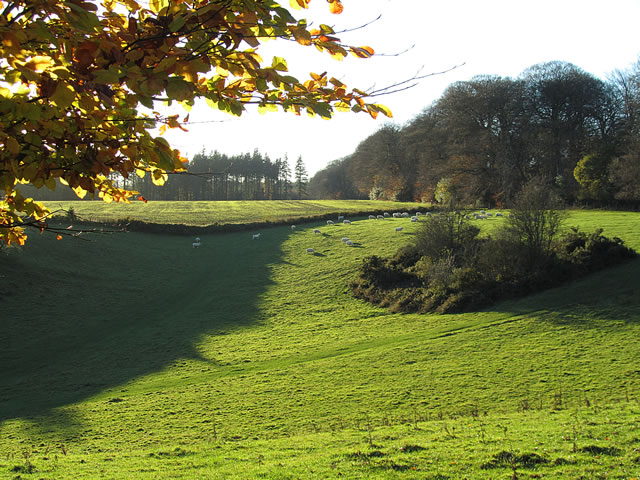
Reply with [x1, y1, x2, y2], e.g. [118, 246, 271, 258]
[46, 199, 427, 225]
[1, 208, 639, 478]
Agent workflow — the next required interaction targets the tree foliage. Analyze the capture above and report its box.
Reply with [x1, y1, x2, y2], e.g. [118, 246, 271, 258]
[312, 60, 640, 208]
[0, 0, 391, 245]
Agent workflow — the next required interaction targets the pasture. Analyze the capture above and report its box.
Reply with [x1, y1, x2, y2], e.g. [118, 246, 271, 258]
[1, 206, 639, 479]
[46, 199, 423, 225]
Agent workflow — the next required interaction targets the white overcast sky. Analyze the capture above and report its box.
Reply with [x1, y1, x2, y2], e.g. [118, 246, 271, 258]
[159, 0, 640, 176]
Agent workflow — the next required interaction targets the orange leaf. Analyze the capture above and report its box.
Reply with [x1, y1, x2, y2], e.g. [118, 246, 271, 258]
[351, 46, 375, 58]
[329, 0, 344, 14]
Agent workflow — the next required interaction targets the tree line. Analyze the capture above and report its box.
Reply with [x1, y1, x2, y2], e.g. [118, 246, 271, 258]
[309, 60, 640, 208]
[18, 150, 310, 202]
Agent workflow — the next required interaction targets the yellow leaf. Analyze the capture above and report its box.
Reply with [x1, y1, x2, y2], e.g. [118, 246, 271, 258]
[72, 185, 88, 199]
[374, 103, 393, 118]
[152, 169, 167, 186]
[25, 55, 54, 71]
[149, 0, 169, 13]
[289, 0, 309, 9]
[271, 56, 288, 72]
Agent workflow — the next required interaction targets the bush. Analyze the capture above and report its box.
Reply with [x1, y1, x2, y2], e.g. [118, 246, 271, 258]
[503, 177, 566, 268]
[350, 207, 636, 314]
[412, 211, 480, 264]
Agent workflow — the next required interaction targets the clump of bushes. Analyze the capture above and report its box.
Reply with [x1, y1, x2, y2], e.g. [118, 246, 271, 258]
[351, 179, 637, 314]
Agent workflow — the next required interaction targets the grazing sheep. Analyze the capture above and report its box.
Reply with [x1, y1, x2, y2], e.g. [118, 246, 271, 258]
[410, 217, 418, 222]
[383, 212, 390, 217]
[369, 215, 376, 220]
[416, 212, 422, 216]
[327, 220, 334, 225]
[341, 237, 350, 243]
[394, 226, 403, 233]
[401, 212, 409, 218]
[425, 212, 431, 216]
[393, 212, 401, 218]
[291, 225, 296, 230]
[343, 219, 351, 224]
[345, 240, 354, 246]
[252, 233, 261, 240]
[314, 229, 321, 234]
[377, 215, 384, 219]
[496, 212, 503, 217]
[306, 247, 315, 254]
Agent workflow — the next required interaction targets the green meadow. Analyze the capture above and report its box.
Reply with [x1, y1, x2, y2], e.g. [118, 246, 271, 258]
[45, 200, 423, 225]
[1, 205, 639, 479]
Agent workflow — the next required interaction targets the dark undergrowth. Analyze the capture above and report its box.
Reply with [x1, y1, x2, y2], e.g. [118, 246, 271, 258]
[351, 217, 637, 314]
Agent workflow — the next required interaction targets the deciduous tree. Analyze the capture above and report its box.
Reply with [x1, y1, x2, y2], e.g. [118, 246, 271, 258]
[0, 0, 391, 245]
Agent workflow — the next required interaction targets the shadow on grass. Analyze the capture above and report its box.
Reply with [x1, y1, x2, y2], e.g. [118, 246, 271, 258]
[487, 258, 640, 325]
[0, 226, 292, 424]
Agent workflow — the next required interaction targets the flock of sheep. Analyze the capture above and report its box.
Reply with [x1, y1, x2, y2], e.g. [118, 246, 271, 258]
[192, 210, 507, 250]
[248, 211, 425, 254]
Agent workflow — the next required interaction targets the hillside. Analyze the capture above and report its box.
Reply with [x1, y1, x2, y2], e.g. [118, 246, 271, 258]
[1, 208, 639, 478]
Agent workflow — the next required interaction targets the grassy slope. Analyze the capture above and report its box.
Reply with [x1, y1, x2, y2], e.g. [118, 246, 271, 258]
[1, 208, 639, 478]
[44, 200, 424, 225]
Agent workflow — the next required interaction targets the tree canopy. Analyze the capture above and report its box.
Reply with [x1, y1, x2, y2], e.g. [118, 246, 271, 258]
[317, 60, 640, 208]
[0, 0, 391, 245]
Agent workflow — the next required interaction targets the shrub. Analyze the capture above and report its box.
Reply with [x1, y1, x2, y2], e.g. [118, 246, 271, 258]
[350, 212, 636, 314]
[412, 211, 480, 264]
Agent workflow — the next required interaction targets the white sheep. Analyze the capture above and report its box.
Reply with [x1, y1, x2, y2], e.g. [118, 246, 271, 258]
[416, 212, 422, 216]
[291, 225, 296, 230]
[393, 212, 401, 218]
[383, 212, 390, 217]
[314, 229, 321, 234]
[252, 233, 261, 240]
[345, 240, 354, 246]
[369, 215, 376, 220]
[401, 212, 410, 218]
[306, 247, 315, 254]
[410, 217, 418, 222]
[327, 220, 334, 225]
[343, 219, 351, 224]
[377, 215, 384, 219]
[395, 226, 403, 233]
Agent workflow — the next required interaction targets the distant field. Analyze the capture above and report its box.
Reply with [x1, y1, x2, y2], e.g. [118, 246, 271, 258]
[46, 199, 427, 225]
[1, 208, 639, 478]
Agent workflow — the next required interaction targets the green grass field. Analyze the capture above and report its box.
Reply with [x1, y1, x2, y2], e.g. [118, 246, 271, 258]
[45, 200, 425, 225]
[1, 205, 639, 479]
